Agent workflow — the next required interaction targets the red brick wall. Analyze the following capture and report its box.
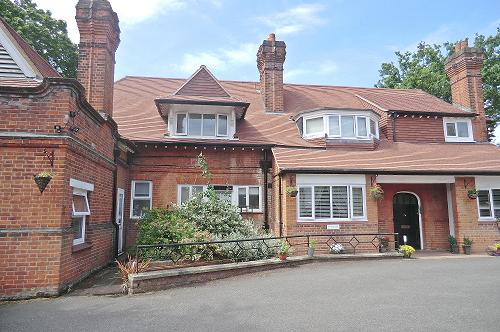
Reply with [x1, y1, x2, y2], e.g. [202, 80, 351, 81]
[377, 183, 450, 250]
[0, 83, 117, 300]
[125, 145, 269, 247]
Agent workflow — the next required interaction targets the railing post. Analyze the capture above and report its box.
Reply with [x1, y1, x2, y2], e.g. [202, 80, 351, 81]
[135, 246, 139, 273]
[307, 235, 310, 249]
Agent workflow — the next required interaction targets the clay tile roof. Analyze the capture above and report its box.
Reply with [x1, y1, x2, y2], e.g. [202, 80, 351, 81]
[272, 141, 500, 174]
[174, 65, 230, 98]
[114, 76, 475, 145]
[0, 17, 60, 79]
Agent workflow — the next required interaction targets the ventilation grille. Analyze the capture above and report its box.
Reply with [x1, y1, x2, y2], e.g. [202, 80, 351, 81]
[0, 42, 26, 78]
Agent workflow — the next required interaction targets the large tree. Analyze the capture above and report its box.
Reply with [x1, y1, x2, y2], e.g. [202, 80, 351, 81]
[376, 28, 500, 139]
[0, 0, 78, 78]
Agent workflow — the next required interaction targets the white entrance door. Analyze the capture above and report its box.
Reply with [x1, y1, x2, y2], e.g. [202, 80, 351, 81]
[116, 188, 125, 254]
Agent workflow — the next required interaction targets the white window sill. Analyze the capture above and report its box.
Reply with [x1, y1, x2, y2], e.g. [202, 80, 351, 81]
[444, 138, 475, 143]
[297, 219, 368, 223]
[478, 218, 498, 222]
[167, 134, 239, 141]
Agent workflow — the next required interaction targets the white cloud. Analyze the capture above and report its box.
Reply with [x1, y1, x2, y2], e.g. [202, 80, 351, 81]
[284, 60, 338, 82]
[258, 3, 326, 36]
[33, 0, 187, 43]
[177, 42, 259, 74]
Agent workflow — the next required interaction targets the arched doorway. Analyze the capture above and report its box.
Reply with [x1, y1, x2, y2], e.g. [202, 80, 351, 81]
[393, 192, 422, 249]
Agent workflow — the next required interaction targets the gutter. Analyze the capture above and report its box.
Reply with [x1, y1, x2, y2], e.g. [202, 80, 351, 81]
[278, 168, 500, 176]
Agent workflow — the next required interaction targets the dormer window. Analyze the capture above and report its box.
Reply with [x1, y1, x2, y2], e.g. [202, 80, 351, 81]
[300, 110, 379, 140]
[443, 117, 473, 142]
[175, 112, 229, 137]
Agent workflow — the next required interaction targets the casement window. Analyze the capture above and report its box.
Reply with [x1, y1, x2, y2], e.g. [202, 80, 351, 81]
[297, 185, 365, 221]
[177, 185, 262, 212]
[175, 112, 229, 137]
[477, 189, 500, 220]
[443, 118, 473, 142]
[69, 179, 94, 246]
[302, 113, 378, 139]
[131, 181, 152, 219]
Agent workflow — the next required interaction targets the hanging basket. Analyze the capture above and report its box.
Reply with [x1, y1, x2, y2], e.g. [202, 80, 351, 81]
[467, 188, 478, 200]
[34, 174, 52, 193]
[370, 184, 384, 200]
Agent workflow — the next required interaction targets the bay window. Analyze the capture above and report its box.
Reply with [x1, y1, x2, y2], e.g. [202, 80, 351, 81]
[131, 181, 152, 218]
[298, 184, 365, 221]
[175, 112, 229, 137]
[301, 112, 378, 140]
[477, 189, 500, 219]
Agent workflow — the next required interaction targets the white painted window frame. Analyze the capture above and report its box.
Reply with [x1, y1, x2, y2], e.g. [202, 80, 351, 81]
[443, 117, 474, 142]
[177, 185, 262, 213]
[476, 188, 500, 221]
[70, 179, 93, 246]
[301, 111, 379, 140]
[297, 184, 367, 222]
[130, 180, 153, 219]
[174, 111, 229, 138]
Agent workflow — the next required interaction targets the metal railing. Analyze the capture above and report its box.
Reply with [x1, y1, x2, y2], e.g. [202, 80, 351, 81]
[135, 233, 399, 265]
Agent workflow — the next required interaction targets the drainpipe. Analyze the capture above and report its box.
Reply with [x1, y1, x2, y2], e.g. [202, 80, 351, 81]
[260, 149, 271, 231]
[111, 148, 119, 258]
[278, 173, 283, 237]
[391, 112, 397, 142]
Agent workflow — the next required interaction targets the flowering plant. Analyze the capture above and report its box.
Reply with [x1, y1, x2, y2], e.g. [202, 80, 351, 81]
[399, 245, 415, 258]
[330, 243, 344, 254]
[369, 184, 384, 200]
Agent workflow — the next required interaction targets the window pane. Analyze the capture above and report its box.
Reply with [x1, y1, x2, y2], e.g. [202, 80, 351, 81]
[357, 117, 367, 137]
[328, 115, 340, 136]
[305, 117, 323, 134]
[176, 113, 187, 134]
[202, 114, 216, 136]
[332, 186, 348, 218]
[370, 119, 377, 137]
[214, 186, 232, 203]
[493, 189, 500, 218]
[457, 122, 469, 138]
[249, 187, 260, 209]
[134, 182, 150, 197]
[238, 187, 247, 208]
[72, 216, 84, 241]
[217, 115, 228, 136]
[192, 186, 204, 196]
[132, 199, 150, 217]
[180, 186, 190, 204]
[446, 123, 456, 136]
[299, 187, 312, 218]
[478, 190, 491, 217]
[352, 187, 364, 217]
[341, 116, 355, 137]
[188, 113, 202, 135]
[73, 194, 89, 214]
[314, 186, 331, 219]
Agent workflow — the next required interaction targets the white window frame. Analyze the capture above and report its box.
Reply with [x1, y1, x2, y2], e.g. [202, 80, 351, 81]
[301, 111, 379, 140]
[176, 185, 262, 213]
[175, 111, 229, 138]
[70, 179, 93, 246]
[297, 184, 367, 222]
[476, 188, 500, 221]
[443, 117, 474, 142]
[130, 180, 153, 219]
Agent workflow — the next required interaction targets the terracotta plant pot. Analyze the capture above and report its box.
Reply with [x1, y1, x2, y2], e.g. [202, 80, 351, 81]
[33, 175, 52, 193]
[278, 254, 288, 261]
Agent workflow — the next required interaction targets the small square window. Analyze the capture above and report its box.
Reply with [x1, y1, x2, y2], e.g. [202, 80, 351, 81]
[446, 123, 456, 136]
[131, 181, 152, 218]
[456, 122, 469, 138]
[72, 194, 89, 215]
[72, 216, 85, 245]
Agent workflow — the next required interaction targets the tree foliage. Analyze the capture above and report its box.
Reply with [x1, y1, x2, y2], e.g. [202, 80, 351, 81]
[0, 0, 78, 78]
[376, 28, 500, 138]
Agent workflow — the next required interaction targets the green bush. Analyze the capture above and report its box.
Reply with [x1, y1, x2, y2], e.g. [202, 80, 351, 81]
[136, 208, 197, 245]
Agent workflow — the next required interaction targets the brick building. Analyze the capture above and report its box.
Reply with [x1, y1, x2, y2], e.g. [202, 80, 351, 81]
[1, 0, 500, 299]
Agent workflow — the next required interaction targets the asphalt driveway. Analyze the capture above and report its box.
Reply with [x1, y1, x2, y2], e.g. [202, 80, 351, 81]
[1, 256, 499, 332]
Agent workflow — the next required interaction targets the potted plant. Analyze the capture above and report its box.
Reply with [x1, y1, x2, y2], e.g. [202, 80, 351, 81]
[448, 235, 459, 254]
[286, 186, 298, 197]
[399, 245, 415, 258]
[308, 240, 317, 257]
[467, 188, 478, 199]
[496, 217, 500, 230]
[379, 236, 390, 253]
[33, 171, 53, 193]
[369, 184, 384, 200]
[277, 241, 290, 261]
[495, 243, 500, 255]
[462, 237, 473, 255]
[329, 243, 344, 254]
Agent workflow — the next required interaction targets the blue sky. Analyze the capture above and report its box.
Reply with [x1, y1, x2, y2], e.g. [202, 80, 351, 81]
[34, 0, 499, 87]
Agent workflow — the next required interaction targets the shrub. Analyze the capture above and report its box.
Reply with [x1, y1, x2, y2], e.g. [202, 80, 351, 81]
[463, 237, 473, 246]
[136, 208, 197, 245]
[399, 245, 415, 258]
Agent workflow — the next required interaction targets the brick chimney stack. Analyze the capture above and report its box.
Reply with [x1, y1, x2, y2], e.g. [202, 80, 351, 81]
[76, 0, 120, 117]
[444, 38, 487, 142]
[257, 33, 286, 112]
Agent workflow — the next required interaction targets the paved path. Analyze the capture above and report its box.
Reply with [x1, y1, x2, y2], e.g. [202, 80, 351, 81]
[1, 257, 499, 332]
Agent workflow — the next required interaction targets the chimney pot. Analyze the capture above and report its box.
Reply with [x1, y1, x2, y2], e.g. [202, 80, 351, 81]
[268, 33, 276, 42]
